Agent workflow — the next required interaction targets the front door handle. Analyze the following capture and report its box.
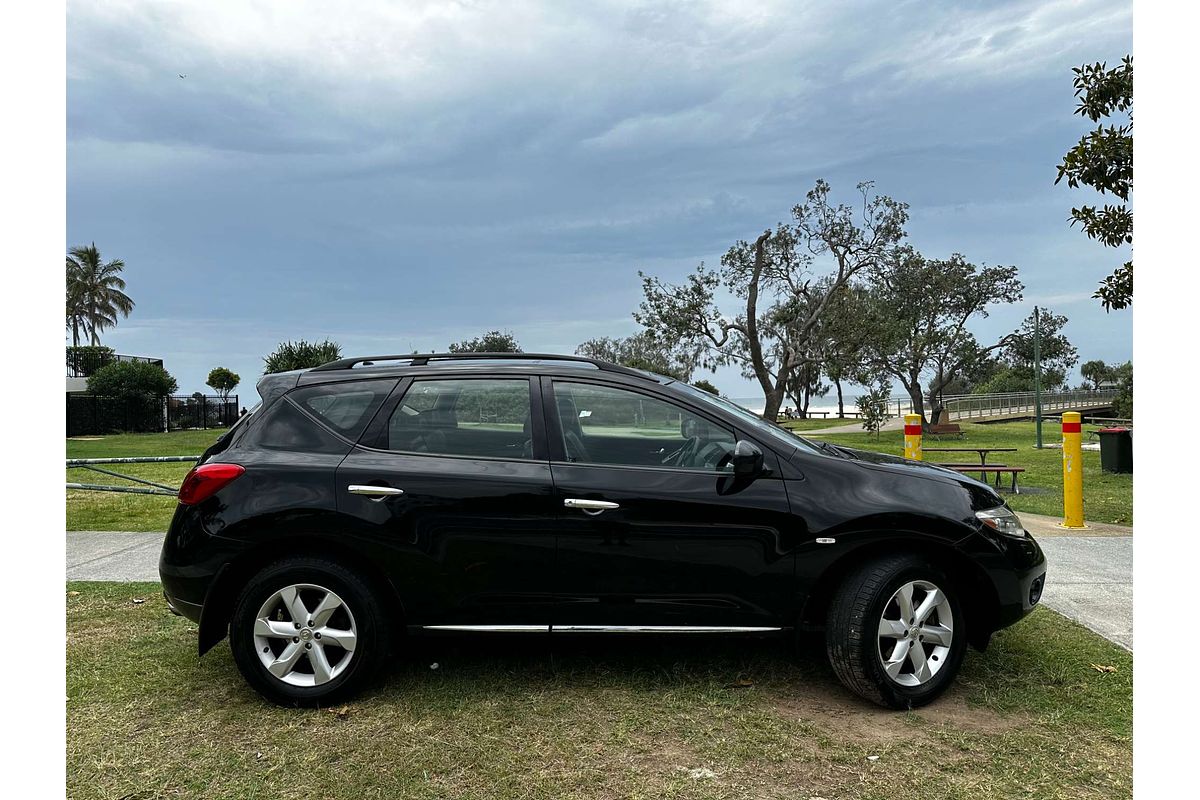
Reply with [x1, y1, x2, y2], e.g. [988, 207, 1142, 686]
[348, 484, 405, 500]
[564, 498, 620, 515]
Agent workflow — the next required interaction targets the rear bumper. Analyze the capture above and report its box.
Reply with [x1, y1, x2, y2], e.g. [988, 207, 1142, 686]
[158, 504, 243, 626]
[163, 589, 203, 622]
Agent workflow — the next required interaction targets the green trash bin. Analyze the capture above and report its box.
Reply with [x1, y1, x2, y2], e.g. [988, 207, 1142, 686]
[1097, 427, 1133, 473]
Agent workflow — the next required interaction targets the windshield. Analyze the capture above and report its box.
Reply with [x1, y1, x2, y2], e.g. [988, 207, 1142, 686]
[673, 383, 821, 455]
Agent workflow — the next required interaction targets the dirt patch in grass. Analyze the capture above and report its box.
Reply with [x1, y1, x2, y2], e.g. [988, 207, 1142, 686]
[769, 680, 1025, 743]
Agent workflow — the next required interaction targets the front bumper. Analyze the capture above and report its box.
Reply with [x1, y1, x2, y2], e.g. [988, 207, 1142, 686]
[984, 526, 1048, 630]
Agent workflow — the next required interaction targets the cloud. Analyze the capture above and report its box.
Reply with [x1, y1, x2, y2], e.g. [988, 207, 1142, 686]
[67, 0, 1132, 394]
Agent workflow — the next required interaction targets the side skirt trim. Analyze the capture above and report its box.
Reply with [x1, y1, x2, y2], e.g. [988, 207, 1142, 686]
[422, 625, 548, 632]
[420, 625, 783, 634]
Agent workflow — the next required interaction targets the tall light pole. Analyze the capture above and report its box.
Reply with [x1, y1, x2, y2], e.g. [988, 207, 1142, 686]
[1034, 305, 1043, 449]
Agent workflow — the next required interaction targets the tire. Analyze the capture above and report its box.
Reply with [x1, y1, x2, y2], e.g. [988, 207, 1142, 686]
[230, 556, 391, 706]
[825, 554, 966, 709]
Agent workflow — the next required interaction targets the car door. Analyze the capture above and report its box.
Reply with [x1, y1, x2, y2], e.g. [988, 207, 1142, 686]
[336, 375, 558, 630]
[544, 377, 797, 631]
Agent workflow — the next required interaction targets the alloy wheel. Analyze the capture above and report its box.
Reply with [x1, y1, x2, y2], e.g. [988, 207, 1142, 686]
[252, 583, 358, 687]
[876, 579, 954, 687]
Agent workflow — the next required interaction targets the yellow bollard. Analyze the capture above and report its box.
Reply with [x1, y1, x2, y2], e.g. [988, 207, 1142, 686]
[903, 414, 923, 461]
[1060, 411, 1088, 528]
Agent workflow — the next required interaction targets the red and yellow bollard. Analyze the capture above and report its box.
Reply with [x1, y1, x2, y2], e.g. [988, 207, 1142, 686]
[1060, 411, 1087, 528]
[903, 414, 922, 461]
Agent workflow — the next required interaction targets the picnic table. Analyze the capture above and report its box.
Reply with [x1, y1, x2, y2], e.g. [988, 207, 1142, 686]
[922, 447, 1016, 466]
[924, 447, 1022, 492]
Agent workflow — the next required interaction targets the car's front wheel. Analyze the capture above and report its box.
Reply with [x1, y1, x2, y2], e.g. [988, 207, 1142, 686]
[229, 556, 390, 706]
[825, 554, 966, 709]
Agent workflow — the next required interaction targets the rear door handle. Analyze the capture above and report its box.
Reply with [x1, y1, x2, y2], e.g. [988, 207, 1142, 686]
[348, 485, 405, 500]
[564, 498, 620, 515]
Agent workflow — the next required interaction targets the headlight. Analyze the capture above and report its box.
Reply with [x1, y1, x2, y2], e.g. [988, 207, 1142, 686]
[975, 506, 1027, 538]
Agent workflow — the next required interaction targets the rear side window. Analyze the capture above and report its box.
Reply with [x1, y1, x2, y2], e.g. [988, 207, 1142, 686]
[288, 379, 397, 441]
[387, 378, 532, 459]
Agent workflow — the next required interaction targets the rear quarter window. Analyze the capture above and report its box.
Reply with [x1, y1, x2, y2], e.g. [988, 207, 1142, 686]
[243, 400, 352, 455]
[288, 379, 397, 441]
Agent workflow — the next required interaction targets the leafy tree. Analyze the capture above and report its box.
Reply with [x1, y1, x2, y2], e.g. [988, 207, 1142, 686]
[856, 248, 1023, 425]
[575, 332, 700, 381]
[974, 309, 1078, 393]
[66, 345, 115, 376]
[1081, 359, 1116, 389]
[66, 243, 134, 346]
[87, 361, 178, 398]
[637, 180, 907, 420]
[1112, 361, 1133, 418]
[1055, 56, 1132, 310]
[206, 367, 241, 402]
[263, 339, 342, 374]
[810, 282, 875, 417]
[856, 382, 891, 438]
[691, 379, 719, 396]
[448, 330, 521, 353]
[783, 361, 828, 418]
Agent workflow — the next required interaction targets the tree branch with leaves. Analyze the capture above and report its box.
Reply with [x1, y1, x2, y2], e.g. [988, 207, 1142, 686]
[1055, 56, 1132, 310]
[636, 180, 907, 420]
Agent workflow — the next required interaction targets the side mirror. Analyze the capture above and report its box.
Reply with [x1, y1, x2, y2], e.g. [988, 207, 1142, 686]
[731, 440, 765, 477]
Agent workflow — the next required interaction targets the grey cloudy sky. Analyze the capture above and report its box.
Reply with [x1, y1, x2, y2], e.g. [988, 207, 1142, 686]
[67, 0, 1132, 398]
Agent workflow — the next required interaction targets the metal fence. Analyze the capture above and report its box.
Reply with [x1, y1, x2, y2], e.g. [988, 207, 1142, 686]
[66, 349, 164, 378]
[66, 394, 239, 435]
[940, 388, 1118, 421]
[166, 395, 240, 431]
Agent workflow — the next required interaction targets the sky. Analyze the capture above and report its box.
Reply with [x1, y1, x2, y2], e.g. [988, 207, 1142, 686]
[66, 0, 1133, 399]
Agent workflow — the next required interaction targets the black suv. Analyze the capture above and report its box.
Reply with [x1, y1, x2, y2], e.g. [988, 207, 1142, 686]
[160, 353, 1046, 709]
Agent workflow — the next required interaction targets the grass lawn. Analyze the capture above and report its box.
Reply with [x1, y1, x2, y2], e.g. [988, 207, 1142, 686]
[802, 421, 1133, 526]
[67, 582, 1131, 799]
[67, 431, 222, 531]
[779, 417, 863, 431]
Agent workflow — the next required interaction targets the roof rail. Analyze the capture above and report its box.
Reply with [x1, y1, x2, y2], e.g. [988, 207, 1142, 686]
[308, 352, 651, 378]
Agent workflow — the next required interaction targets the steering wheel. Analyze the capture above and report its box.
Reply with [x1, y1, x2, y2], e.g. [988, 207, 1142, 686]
[696, 442, 733, 471]
[663, 436, 700, 468]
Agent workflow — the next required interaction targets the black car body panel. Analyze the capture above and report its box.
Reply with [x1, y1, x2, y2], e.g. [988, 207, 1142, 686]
[159, 355, 1045, 662]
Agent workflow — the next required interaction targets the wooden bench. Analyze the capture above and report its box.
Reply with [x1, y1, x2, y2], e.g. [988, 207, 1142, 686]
[926, 423, 963, 438]
[934, 464, 1025, 493]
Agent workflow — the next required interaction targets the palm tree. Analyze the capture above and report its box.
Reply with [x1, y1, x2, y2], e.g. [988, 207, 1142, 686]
[65, 244, 134, 346]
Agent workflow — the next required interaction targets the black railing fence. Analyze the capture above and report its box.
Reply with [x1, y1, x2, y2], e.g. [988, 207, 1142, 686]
[66, 349, 164, 378]
[166, 395, 240, 431]
[66, 394, 239, 436]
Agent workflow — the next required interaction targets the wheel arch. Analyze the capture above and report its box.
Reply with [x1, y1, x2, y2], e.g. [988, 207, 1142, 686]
[798, 533, 1000, 651]
[198, 534, 406, 655]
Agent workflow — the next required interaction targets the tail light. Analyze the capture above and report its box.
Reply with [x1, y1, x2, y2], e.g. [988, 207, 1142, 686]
[178, 463, 245, 505]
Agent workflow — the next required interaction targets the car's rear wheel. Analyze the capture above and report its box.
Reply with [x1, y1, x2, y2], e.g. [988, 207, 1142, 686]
[230, 556, 390, 706]
[825, 554, 966, 709]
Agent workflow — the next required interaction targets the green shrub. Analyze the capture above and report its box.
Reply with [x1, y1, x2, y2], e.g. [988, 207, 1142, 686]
[86, 361, 178, 398]
[263, 339, 342, 374]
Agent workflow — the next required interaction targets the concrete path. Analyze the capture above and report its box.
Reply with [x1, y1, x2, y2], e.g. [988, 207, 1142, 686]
[65, 522, 1133, 650]
[1036, 535, 1132, 650]
[67, 531, 163, 582]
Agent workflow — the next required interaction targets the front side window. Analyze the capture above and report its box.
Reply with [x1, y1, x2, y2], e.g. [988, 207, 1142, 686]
[552, 381, 735, 471]
[387, 378, 532, 459]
